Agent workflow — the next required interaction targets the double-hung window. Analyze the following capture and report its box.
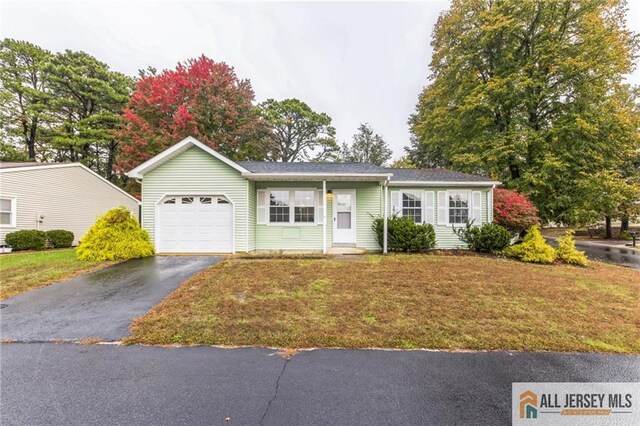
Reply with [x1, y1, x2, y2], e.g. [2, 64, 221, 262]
[269, 189, 315, 224]
[448, 192, 469, 224]
[0, 197, 16, 227]
[402, 191, 422, 224]
[269, 190, 291, 223]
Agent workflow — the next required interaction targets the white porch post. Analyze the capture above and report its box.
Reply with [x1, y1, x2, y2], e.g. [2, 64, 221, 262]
[383, 182, 388, 254]
[323, 180, 327, 254]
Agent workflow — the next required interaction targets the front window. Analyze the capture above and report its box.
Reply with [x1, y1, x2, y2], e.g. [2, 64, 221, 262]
[269, 191, 290, 223]
[448, 192, 469, 224]
[0, 197, 15, 227]
[268, 189, 316, 224]
[402, 191, 422, 224]
[294, 190, 315, 223]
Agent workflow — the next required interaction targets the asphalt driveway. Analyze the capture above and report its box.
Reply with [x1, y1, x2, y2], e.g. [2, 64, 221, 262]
[0, 256, 220, 342]
[1, 344, 638, 425]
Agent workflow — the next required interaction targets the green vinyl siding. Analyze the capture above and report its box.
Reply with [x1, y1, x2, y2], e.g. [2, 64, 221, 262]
[254, 181, 382, 251]
[141, 146, 249, 252]
[387, 186, 492, 249]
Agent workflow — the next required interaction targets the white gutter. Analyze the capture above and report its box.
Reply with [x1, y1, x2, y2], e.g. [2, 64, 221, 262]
[242, 172, 393, 181]
[388, 180, 501, 187]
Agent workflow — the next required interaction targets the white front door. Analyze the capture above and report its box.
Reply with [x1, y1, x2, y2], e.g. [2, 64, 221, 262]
[332, 190, 356, 244]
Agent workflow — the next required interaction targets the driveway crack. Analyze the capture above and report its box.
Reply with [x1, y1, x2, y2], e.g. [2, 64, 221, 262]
[259, 358, 289, 425]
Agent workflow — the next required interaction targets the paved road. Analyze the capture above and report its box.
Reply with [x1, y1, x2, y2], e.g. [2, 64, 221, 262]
[0, 256, 220, 342]
[1, 344, 638, 426]
[546, 237, 640, 269]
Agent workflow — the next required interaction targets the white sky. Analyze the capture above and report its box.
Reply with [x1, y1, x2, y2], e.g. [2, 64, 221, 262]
[1, 0, 639, 159]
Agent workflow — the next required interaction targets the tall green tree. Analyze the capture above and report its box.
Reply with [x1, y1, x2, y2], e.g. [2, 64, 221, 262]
[0, 39, 52, 160]
[408, 0, 640, 230]
[340, 123, 392, 166]
[46, 50, 133, 180]
[259, 98, 337, 162]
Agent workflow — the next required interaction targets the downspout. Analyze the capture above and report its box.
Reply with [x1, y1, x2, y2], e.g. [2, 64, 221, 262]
[323, 180, 327, 254]
[383, 179, 388, 255]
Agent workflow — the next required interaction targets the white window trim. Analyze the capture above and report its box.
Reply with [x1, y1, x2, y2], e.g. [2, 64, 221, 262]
[446, 190, 472, 227]
[400, 190, 424, 224]
[266, 188, 319, 226]
[0, 196, 17, 228]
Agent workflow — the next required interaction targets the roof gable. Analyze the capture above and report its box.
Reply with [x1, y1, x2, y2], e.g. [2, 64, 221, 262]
[127, 136, 248, 179]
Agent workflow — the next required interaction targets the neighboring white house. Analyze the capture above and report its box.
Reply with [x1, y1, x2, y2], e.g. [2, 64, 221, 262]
[0, 162, 140, 245]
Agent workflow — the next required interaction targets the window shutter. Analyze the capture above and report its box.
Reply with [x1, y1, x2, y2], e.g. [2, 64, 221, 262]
[316, 189, 324, 224]
[472, 191, 482, 225]
[391, 191, 401, 216]
[424, 191, 434, 224]
[257, 190, 267, 224]
[437, 191, 447, 225]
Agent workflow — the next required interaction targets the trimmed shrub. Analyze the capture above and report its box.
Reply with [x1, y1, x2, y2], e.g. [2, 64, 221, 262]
[46, 230, 74, 248]
[556, 230, 588, 266]
[4, 230, 47, 251]
[77, 206, 154, 261]
[454, 222, 512, 253]
[618, 230, 632, 241]
[503, 225, 556, 264]
[372, 216, 436, 252]
[493, 187, 539, 232]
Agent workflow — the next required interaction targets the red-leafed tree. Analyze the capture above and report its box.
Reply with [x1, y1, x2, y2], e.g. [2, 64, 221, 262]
[116, 56, 269, 172]
[493, 187, 539, 232]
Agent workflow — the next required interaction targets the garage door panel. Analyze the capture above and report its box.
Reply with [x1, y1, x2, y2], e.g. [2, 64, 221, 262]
[158, 196, 233, 253]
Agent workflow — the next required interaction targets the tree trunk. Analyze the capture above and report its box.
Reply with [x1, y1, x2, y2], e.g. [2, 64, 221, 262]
[605, 216, 612, 239]
[620, 217, 629, 233]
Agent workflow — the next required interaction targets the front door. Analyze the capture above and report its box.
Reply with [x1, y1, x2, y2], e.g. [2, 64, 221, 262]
[333, 190, 356, 244]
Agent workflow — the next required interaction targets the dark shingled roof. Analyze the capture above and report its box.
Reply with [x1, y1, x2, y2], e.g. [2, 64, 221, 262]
[238, 161, 389, 174]
[237, 161, 493, 182]
[386, 168, 493, 182]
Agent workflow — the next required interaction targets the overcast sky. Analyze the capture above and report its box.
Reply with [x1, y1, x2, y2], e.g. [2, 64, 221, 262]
[2, 0, 639, 160]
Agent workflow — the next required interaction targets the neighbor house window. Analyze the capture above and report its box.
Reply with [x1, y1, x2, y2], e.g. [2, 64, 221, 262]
[448, 192, 469, 224]
[0, 197, 16, 227]
[268, 189, 316, 224]
[402, 191, 422, 224]
[269, 190, 290, 223]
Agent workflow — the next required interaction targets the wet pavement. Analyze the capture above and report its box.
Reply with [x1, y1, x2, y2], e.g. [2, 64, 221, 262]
[1, 343, 638, 426]
[0, 256, 220, 342]
[546, 238, 640, 269]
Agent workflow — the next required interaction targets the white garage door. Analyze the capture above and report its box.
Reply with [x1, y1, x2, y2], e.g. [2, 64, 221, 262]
[157, 196, 233, 253]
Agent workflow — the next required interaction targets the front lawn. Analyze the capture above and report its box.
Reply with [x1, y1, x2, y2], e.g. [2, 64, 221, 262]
[127, 255, 640, 353]
[0, 249, 115, 299]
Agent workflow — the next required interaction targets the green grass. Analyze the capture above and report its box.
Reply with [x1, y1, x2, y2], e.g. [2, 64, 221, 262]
[0, 249, 114, 299]
[127, 254, 640, 353]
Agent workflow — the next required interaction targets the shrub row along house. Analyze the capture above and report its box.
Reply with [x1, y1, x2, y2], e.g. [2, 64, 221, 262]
[128, 137, 499, 254]
[0, 162, 140, 246]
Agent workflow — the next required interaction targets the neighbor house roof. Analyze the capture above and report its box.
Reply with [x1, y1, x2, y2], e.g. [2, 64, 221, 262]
[0, 162, 60, 169]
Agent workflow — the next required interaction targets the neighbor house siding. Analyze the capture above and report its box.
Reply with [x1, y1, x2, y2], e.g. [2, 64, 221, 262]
[387, 186, 492, 249]
[141, 146, 249, 252]
[254, 181, 382, 251]
[0, 166, 139, 245]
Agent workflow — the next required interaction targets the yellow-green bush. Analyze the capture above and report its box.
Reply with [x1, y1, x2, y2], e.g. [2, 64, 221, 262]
[503, 225, 556, 264]
[555, 230, 588, 266]
[77, 206, 154, 261]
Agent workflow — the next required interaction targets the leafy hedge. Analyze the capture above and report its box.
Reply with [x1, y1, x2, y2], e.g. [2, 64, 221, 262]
[45, 230, 74, 248]
[503, 225, 556, 264]
[4, 230, 47, 251]
[454, 222, 512, 253]
[555, 230, 588, 266]
[372, 216, 436, 252]
[77, 206, 154, 261]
